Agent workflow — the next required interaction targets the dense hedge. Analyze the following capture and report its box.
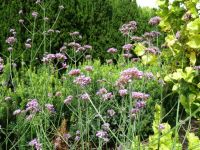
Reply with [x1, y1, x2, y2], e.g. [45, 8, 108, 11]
[0, 0, 155, 63]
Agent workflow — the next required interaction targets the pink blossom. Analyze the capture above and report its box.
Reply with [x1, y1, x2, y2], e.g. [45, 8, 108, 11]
[68, 69, 80, 76]
[119, 89, 128, 97]
[122, 44, 133, 51]
[107, 48, 117, 54]
[85, 66, 93, 72]
[74, 75, 91, 86]
[132, 92, 150, 100]
[64, 95, 73, 105]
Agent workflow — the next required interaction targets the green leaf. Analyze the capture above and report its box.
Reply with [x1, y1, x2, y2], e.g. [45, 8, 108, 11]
[134, 43, 146, 56]
[187, 35, 200, 49]
[187, 18, 200, 33]
[141, 54, 156, 65]
[189, 52, 196, 65]
[165, 35, 177, 47]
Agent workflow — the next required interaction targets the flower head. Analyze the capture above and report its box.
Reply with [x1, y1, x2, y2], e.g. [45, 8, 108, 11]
[149, 16, 161, 26]
[74, 75, 91, 86]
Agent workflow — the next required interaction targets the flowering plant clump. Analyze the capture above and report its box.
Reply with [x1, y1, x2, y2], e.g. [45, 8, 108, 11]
[73, 75, 91, 86]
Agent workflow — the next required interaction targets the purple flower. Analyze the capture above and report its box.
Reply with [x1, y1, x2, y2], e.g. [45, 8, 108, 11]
[149, 16, 161, 26]
[132, 92, 150, 100]
[80, 93, 90, 101]
[85, 66, 93, 72]
[107, 109, 115, 117]
[68, 69, 80, 76]
[75, 136, 80, 141]
[63, 133, 71, 140]
[96, 88, 107, 95]
[26, 99, 39, 113]
[64, 95, 73, 105]
[55, 53, 67, 60]
[68, 42, 81, 49]
[28, 138, 42, 150]
[45, 104, 55, 113]
[102, 92, 113, 101]
[119, 20, 137, 36]
[123, 53, 133, 58]
[107, 48, 117, 54]
[122, 44, 133, 51]
[144, 72, 154, 80]
[6, 37, 16, 45]
[74, 75, 91, 86]
[119, 89, 128, 97]
[130, 108, 139, 118]
[96, 130, 109, 142]
[135, 101, 146, 109]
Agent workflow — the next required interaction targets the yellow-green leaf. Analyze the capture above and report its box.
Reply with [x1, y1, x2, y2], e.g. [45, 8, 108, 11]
[134, 43, 146, 56]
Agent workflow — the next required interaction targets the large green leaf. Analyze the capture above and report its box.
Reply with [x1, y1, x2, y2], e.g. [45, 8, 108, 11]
[187, 18, 200, 33]
[134, 43, 146, 56]
[187, 35, 200, 49]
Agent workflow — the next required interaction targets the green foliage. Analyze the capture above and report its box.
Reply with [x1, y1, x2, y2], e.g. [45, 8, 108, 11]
[187, 132, 200, 150]
[157, 0, 200, 117]
[147, 105, 182, 150]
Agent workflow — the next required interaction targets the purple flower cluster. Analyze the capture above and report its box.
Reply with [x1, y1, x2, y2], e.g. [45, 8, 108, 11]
[96, 130, 109, 142]
[73, 75, 91, 86]
[45, 104, 55, 113]
[145, 47, 160, 54]
[119, 89, 128, 97]
[80, 93, 90, 101]
[68, 69, 80, 76]
[119, 21, 137, 36]
[28, 138, 42, 150]
[64, 95, 73, 105]
[116, 68, 143, 87]
[85, 66, 93, 72]
[42, 53, 67, 63]
[107, 48, 117, 54]
[6, 36, 16, 46]
[96, 88, 108, 95]
[102, 92, 113, 101]
[148, 16, 161, 26]
[144, 72, 154, 80]
[68, 41, 92, 52]
[132, 92, 150, 100]
[26, 99, 40, 113]
[122, 44, 133, 51]
[143, 31, 161, 39]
